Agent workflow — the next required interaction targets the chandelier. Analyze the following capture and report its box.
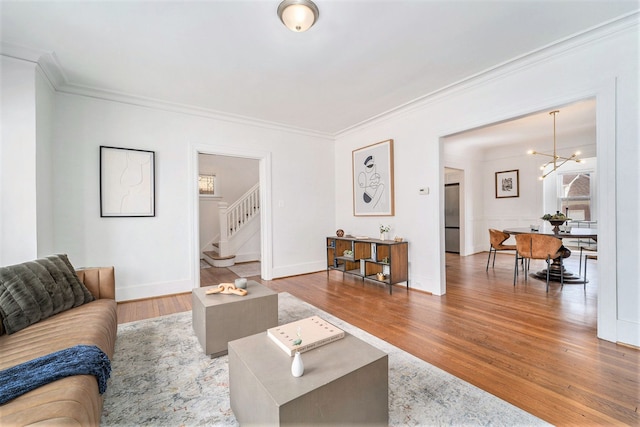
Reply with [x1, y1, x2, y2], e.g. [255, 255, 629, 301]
[528, 110, 582, 180]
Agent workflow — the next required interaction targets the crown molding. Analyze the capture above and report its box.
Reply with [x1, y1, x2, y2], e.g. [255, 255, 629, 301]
[1, 42, 67, 92]
[335, 11, 639, 138]
[0, 41, 46, 63]
[1, 42, 333, 141]
[37, 52, 69, 89]
[53, 82, 333, 140]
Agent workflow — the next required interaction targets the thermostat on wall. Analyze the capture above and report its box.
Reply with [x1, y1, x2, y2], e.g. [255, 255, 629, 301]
[419, 187, 429, 195]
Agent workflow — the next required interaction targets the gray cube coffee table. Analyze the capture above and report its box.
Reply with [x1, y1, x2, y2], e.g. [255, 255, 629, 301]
[192, 280, 278, 357]
[228, 330, 388, 426]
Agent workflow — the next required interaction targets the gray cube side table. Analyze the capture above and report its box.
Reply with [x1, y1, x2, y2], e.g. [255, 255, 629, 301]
[229, 330, 388, 425]
[192, 280, 278, 357]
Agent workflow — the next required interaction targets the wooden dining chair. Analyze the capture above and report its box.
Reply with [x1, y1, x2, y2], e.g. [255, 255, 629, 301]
[513, 234, 532, 285]
[486, 229, 517, 271]
[514, 233, 564, 292]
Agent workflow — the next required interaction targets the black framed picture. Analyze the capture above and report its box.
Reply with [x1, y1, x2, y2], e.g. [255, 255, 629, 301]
[100, 146, 155, 217]
[495, 169, 519, 198]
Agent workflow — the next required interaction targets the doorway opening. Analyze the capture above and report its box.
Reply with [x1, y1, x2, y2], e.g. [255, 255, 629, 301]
[192, 146, 273, 289]
[198, 153, 261, 268]
[440, 97, 608, 337]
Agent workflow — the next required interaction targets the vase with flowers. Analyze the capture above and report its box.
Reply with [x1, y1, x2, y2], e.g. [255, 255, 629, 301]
[541, 211, 571, 233]
[379, 225, 390, 241]
[291, 326, 304, 377]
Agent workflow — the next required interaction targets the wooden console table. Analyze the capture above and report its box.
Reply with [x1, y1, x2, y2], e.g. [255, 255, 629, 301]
[326, 236, 408, 294]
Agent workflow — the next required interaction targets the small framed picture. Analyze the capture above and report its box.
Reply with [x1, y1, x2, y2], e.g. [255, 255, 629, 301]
[495, 169, 519, 198]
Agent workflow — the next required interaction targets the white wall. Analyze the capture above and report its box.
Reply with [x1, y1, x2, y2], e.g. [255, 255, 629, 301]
[36, 67, 55, 257]
[335, 18, 639, 346]
[47, 93, 334, 301]
[1, 56, 38, 265]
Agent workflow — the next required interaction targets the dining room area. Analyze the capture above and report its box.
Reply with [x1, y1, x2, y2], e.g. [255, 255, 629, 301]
[440, 97, 623, 343]
[443, 100, 598, 253]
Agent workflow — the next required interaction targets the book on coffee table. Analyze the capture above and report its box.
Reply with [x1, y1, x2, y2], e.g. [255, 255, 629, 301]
[267, 316, 345, 356]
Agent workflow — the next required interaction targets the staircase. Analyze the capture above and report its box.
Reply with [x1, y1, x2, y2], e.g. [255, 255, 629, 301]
[203, 184, 260, 267]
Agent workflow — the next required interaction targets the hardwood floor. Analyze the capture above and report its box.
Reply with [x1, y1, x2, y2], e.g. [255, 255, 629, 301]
[116, 255, 639, 426]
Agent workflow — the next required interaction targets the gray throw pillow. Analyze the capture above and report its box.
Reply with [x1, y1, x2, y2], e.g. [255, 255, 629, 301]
[0, 254, 95, 335]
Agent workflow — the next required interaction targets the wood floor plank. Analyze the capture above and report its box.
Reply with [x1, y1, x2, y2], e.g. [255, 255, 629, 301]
[116, 254, 639, 426]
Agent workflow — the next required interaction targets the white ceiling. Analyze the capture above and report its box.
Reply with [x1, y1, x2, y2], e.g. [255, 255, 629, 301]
[1, 1, 637, 136]
[444, 98, 597, 150]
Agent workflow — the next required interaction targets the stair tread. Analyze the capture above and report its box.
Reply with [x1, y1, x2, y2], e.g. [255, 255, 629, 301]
[204, 251, 235, 260]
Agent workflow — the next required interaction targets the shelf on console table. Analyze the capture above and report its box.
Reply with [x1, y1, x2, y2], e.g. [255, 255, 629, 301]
[326, 235, 408, 294]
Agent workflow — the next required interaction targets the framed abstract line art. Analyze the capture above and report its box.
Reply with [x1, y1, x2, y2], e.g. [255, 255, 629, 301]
[352, 139, 395, 216]
[495, 169, 519, 198]
[100, 146, 156, 217]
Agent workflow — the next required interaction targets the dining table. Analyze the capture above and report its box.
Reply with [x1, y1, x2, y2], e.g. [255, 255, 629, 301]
[503, 226, 597, 284]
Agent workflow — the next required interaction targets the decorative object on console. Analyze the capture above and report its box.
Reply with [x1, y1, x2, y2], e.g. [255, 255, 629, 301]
[234, 278, 247, 289]
[379, 224, 390, 240]
[336, 229, 344, 237]
[205, 283, 248, 296]
[353, 139, 395, 216]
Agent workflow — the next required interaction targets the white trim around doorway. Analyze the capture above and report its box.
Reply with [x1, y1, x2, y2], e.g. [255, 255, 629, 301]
[438, 79, 618, 343]
[190, 143, 273, 288]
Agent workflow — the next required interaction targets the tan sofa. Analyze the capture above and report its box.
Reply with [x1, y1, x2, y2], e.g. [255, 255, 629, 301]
[0, 266, 117, 426]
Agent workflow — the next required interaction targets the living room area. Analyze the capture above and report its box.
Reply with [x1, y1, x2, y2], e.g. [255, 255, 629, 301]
[109, 251, 637, 425]
[2, 1, 639, 425]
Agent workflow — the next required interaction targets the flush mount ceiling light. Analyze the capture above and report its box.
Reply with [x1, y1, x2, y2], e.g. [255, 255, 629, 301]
[277, 0, 319, 32]
[528, 110, 583, 180]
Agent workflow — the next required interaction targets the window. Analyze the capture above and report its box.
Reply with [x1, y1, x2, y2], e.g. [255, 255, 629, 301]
[199, 174, 217, 196]
[557, 172, 594, 222]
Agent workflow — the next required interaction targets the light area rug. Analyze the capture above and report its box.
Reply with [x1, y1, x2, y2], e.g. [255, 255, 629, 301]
[226, 261, 260, 278]
[101, 293, 549, 426]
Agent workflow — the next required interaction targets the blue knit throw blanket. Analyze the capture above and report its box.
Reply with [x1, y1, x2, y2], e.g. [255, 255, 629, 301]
[0, 344, 111, 405]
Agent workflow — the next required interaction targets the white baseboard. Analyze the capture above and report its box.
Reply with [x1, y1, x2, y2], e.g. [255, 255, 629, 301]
[271, 260, 326, 279]
[116, 278, 195, 302]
